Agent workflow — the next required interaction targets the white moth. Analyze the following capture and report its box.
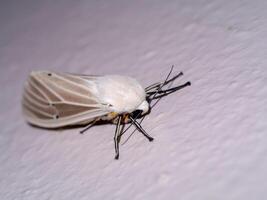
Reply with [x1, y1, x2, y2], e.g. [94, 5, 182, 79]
[22, 66, 190, 159]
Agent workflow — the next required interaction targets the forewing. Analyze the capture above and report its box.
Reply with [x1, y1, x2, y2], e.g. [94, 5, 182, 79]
[22, 71, 109, 128]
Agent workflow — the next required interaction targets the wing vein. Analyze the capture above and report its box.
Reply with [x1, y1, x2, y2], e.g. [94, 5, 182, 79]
[52, 101, 102, 108]
[23, 93, 50, 109]
[23, 100, 54, 118]
[25, 84, 49, 105]
[28, 79, 51, 103]
[40, 76, 99, 102]
[52, 73, 95, 94]
[33, 75, 64, 102]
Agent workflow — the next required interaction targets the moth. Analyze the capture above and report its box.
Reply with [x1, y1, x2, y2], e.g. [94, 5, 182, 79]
[22, 66, 191, 159]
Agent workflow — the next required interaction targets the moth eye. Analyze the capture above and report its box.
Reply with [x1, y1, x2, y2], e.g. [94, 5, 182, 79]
[131, 110, 142, 119]
[47, 73, 52, 76]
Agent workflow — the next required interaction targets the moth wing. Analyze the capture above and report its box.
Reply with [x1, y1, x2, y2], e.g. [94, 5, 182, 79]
[22, 71, 109, 128]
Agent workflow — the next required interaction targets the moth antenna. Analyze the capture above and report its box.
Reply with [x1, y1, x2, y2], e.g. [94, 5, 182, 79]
[145, 65, 174, 93]
[150, 77, 189, 109]
[146, 71, 184, 97]
[147, 66, 174, 100]
[145, 82, 162, 92]
[151, 81, 191, 101]
[161, 71, 183, 89]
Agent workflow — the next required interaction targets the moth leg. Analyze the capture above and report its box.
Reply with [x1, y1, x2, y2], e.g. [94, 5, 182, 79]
[114, 115, 122, 159]
[129, 116, 154, 142]
[117, 122, 126, 143]
[79, 119, 99, 134]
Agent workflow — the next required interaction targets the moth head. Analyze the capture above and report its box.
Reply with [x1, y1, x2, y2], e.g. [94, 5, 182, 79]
[131, 100, 149, 118]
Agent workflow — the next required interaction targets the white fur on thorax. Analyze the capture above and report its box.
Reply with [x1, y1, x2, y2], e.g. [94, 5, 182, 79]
[91, 75, 148, 113]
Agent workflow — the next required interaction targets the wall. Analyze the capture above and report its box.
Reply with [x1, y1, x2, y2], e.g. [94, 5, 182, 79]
[1, 0, 267, 199]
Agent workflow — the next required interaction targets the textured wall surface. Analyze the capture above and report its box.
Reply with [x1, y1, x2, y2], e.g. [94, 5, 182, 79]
[1, 0, 267, 199]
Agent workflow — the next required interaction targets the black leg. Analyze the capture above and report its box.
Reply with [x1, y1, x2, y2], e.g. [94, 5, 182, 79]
[114, 116, 122, 159]
[79, 119, 98, 134]
[117, 123, 125, 144]
[129, 116, 154, 142]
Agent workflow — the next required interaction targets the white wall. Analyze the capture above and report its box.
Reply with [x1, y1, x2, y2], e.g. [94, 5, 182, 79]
[1, 0, 267, 199]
